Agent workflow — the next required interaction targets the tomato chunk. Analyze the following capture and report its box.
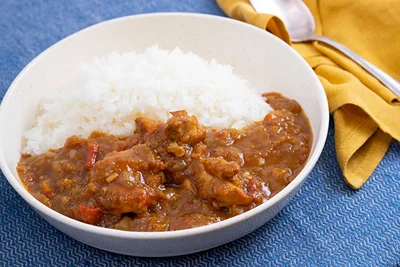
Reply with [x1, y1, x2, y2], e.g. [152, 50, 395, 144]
[78, 204, 101, 224]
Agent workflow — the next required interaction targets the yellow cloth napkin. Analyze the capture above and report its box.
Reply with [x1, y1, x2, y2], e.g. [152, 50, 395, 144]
[216, 0, 400, 189]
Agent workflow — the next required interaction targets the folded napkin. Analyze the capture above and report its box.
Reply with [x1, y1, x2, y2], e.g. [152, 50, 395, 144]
[216, 0, 400, 189]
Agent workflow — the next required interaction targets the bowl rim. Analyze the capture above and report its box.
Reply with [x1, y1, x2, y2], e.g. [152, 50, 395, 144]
[0, 12, 329, 240]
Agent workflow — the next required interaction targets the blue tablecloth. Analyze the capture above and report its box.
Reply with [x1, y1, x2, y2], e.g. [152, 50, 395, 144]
[1, 1, 399, 266]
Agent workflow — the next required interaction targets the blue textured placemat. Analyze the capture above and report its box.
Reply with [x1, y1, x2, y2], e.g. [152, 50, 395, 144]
[0, 1, 399, 266]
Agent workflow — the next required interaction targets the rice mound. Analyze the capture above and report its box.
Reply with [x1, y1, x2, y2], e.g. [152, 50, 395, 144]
[23, 46, 272, 155]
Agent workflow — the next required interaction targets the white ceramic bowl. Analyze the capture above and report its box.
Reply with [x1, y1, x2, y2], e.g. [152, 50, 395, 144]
[0, 13, 329, 257]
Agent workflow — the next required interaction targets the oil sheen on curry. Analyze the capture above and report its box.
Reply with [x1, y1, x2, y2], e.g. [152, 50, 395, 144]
[17, 93, 312, 231]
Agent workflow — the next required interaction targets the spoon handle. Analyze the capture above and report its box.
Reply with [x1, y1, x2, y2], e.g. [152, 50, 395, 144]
[308, 35, 400, 99]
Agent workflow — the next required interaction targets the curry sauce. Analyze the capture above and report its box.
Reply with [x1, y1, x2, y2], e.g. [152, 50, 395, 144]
[17, 93, 312, 231]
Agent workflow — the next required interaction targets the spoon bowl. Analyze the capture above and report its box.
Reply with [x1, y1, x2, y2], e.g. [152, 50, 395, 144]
[251, 0, 315, 42]
[250, 0, 400, 98]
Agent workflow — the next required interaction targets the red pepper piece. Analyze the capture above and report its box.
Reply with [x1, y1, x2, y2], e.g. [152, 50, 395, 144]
[247, 177, 258, 194]
[84, 141, 99, 170]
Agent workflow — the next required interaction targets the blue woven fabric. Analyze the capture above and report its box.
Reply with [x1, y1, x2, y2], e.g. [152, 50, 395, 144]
[0, 1, 399, 266]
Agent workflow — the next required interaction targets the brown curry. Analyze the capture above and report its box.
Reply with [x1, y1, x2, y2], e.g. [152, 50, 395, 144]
[17, 92, 312, 231]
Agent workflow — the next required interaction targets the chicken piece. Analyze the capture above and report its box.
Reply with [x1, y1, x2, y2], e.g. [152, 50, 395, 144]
[201, 157, 240, 180]
[88, 144, 165, 216]
[142, 112, 201, 175]
[192, 161, 252, 207]
[135, 117, 162, 134]
[211, 147, 245, 166]
[93, 144, 165, 178]
[100, 181, 156, 216]
[166, 110, 206, 145]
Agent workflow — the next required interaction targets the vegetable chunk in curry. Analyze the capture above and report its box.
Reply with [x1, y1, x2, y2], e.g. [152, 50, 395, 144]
[17, 93, 312, 231]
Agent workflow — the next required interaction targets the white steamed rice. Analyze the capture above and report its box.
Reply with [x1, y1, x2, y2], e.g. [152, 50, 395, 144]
[23, 46, 272, 155]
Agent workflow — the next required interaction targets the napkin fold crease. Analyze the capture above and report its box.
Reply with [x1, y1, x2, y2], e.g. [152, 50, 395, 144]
[216, 0, 400, 189]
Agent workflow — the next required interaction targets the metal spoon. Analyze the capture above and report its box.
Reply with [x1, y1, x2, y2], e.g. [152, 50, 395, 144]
[250, 0, 400, 98]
